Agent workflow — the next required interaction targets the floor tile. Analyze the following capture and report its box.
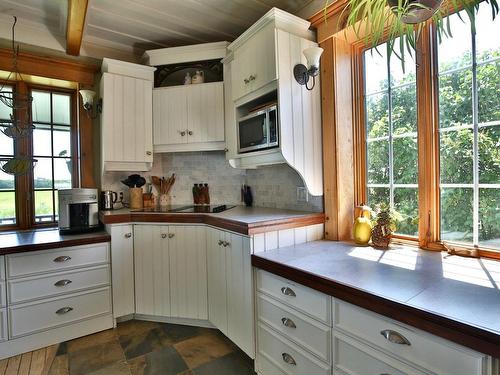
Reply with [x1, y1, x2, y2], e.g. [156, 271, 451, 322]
[174, 332, 234, 369]
[119, 327, 175, 360]
[129, 346, 188, 375]
[67, 329, 118, 353]
[117, 320, 160, 338]
[48, 354, 69, 375]
[85, 360, 132, 375]
[192, 352, 256, 375]
[158, 323, 214, 344]
[56, 342, 68, 356]
[68, 340, 125, 375]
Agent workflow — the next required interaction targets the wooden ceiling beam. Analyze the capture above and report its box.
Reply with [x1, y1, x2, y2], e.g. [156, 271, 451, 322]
[66, 0, 89, 56]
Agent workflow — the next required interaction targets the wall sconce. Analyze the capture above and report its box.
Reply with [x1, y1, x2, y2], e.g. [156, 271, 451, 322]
[293, 46, 324, 91]
[79, 89, 102, 119]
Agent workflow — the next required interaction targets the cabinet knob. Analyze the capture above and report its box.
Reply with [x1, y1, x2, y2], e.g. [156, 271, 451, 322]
[54, 279, 72, 287]
[218, 240, 224, 246]
[56, 306, 73, 315]
[179, 130, 186, 136]
[249, 74, 256, 81]
[281, 353, 296, 366]
[244, 78, 250, 84]
[224, 148, 228, 152]
[281, 317, 297, 329]
[280, 286, 296, 297]
[161, 233, 167, 239]
[146, 151, 152, 155]
[124, 233, 132, 238]
[380, 330, 411, 346]
[53, 256, 71, 263]
[188, 130, 193, 136]
[168, 233, 175, 238]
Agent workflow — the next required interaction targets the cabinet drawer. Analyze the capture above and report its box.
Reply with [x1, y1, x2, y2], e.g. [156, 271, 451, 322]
[257, 323, 330, 375]
[257, 293, 331, 363]
[7, 243, 109, 278]
[8, 265, 110, 304]
[0, 281, 5, 307]
[9, 287, 111, 338]
[334, 300, 486, 375]
[333, 332, 424, 375]
[0, 308, 6, 342]
[256, 270, 330, 324]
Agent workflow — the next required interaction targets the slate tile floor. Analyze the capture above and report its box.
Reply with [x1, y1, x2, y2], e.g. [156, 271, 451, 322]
[49, 320, 256, 375]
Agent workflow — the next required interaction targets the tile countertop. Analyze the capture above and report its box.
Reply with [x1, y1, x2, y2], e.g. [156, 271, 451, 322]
[252, 241, 500, 357]
[99, 206, 325, 235]
[0, 228, 111, 255]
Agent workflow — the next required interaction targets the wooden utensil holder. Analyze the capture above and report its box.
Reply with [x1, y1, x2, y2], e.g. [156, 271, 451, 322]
[129, 187, 143, 209]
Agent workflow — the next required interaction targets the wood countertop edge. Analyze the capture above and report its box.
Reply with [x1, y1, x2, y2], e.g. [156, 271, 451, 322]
[251, 255, 500, 358]
[99, 211, 325, 236]
[0, 234, 111, 255]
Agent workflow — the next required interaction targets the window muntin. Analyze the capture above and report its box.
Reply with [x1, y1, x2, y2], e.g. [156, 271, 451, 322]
[437, 3, 500, 248]
[0, 85, 15, 226]
[363, 40, 419, 236]
[32, 89, 74, 224]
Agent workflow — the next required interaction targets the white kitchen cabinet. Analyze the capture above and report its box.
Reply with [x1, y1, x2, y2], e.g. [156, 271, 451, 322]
[0, 308, 7, 342]
[133, 225, 171, 317]
[153, 82, 225, 152]
[168, 225, 208, 320]
[100, 58, 156, 172]
[207, 228, 228, 335]
[231, 23, 277, 101]
[109, 225, 135, 319]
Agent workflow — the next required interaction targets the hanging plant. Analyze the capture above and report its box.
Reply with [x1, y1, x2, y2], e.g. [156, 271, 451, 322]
[332, 0, 499, 63]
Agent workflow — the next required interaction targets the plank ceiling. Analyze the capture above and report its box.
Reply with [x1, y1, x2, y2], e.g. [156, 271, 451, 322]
[0, 0, 325, 62]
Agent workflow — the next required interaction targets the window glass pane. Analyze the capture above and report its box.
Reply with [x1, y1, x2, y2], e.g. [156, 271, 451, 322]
[389, 40, 416, 86]
[0, 132, 14, 156]
[52, 93, 71, 125]
[393, 136, 418, 184]
[475, 4, 500, 63]
[438, 70, 473, 128]
[437, 11, 472, 71]
[0, 191, 15, 225]
[479, 125, 500, 184]
[392, 84, 417, 134]
[440, 129, 473, 184]
[367, 140, 389, 184]
[478, 61, 500, 124]
[479, 188, 500, 247]
[32, 91, 51, 123]
[364, 47, 388, 94]
[33, 124, 52, 157]
[34, 190, 54, 223]
[368, 187, 390, 208]
[54, 190, 59, 221]
[54, 158, 72, 189]
[394, 188, 418, 236]
[53, 126, 72, 157]
[441, 187, 473, 244]
[0, 86, 13, 120]
[34, 158, 53, 189]
[0, 170, 14, 191]
[366, 93, 389, 138]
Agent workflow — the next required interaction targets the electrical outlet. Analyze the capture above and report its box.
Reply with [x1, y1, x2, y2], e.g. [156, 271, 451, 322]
[296, 187, 308, 202]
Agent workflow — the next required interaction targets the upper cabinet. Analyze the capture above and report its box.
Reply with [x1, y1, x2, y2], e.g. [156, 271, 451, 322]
[144, 42, 228, 153]
[224, 8, 323, 196]
[100, 58, 156, 172]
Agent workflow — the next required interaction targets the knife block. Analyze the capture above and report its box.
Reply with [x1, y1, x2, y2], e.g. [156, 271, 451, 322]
[129, 187, 143, 209]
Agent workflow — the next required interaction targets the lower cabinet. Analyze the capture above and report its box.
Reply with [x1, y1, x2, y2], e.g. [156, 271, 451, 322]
[207, 227, 255, 358]
[0, 308, 7, 342]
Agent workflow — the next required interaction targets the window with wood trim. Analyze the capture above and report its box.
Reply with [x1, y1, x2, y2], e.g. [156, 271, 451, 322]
[356, 2, 499, 251]
[0, 82, 78, 230]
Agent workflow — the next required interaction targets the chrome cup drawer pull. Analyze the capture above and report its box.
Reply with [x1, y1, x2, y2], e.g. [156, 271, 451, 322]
[56, 306, 73, 315]
[281, 317, 297, 329]
[54, 279, 72, 287]
[280, 287, 296, 297]
[380, 329, 411, 346]
[53, 256, 71, 263]
[281, 353, 296, 366]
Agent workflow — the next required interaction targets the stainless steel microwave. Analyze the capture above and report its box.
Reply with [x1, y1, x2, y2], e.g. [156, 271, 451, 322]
[237, 104, 278, 153]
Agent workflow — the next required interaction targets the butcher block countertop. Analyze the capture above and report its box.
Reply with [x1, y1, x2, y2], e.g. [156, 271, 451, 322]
[252, 241, 500, 357]
[99, 206, 325, 235]
[0, 228, 110, 255]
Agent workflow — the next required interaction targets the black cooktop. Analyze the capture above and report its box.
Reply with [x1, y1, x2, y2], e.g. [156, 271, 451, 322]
[134, 204, 235, 214]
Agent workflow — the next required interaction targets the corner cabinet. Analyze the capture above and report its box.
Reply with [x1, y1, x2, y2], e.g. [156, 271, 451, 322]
[100, 58, 156, 172]
[153, 82, 225, 152]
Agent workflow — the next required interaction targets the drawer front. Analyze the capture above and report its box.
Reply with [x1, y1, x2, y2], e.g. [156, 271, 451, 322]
[8, 265, 110, 304]
[7, 243, 110, 278]
[0, 256, 5, 280]
[0, 308, 6, 342]
[0, 281, 5, 307]
[257, 293, 331, 363]
[256, 270, 330, 324]
[334, 300, 485, 375]
[257, 323, 330, 375]
[9, 287, 111, 338]
[256, 354, 287, 375]
[333, 333, 422, 375]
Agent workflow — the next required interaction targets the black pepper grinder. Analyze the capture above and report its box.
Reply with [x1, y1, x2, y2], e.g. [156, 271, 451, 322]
[242, 184, 253, 207]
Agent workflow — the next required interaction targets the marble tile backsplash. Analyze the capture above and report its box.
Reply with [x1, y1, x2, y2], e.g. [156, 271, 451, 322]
[101, 151, 323, 212]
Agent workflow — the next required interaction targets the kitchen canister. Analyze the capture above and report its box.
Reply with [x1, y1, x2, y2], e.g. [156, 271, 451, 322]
[129, 187, 143, 209]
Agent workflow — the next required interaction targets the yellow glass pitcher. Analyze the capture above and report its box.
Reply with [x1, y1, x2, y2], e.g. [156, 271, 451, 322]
[353, 205, 372, 246]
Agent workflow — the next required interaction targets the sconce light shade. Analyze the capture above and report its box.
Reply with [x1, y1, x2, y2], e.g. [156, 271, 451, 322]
[294, 46, 324, 91]
[303, 46, 324, 72]
[79, 89, 96, 111]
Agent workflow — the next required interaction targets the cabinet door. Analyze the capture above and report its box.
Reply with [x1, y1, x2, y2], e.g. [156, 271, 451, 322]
[102, 73, 153, 164]
[169, 226, 208, 320]
[207, 228, 228, 335]
[153, 86, 188, 146]
[134, 225, 171, 316]
[226, 232, 255, 358]
[110, 225, 135, 318]
[0, 308, 6, 342]
[186, 82, 224, 144]
[231, 23, 277, 101]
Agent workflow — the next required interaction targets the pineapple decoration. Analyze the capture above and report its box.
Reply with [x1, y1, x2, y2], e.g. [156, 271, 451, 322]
[371, 206, 399, 249]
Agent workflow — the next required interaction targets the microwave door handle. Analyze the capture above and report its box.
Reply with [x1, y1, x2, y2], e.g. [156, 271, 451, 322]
[265, 110, 271, 147]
